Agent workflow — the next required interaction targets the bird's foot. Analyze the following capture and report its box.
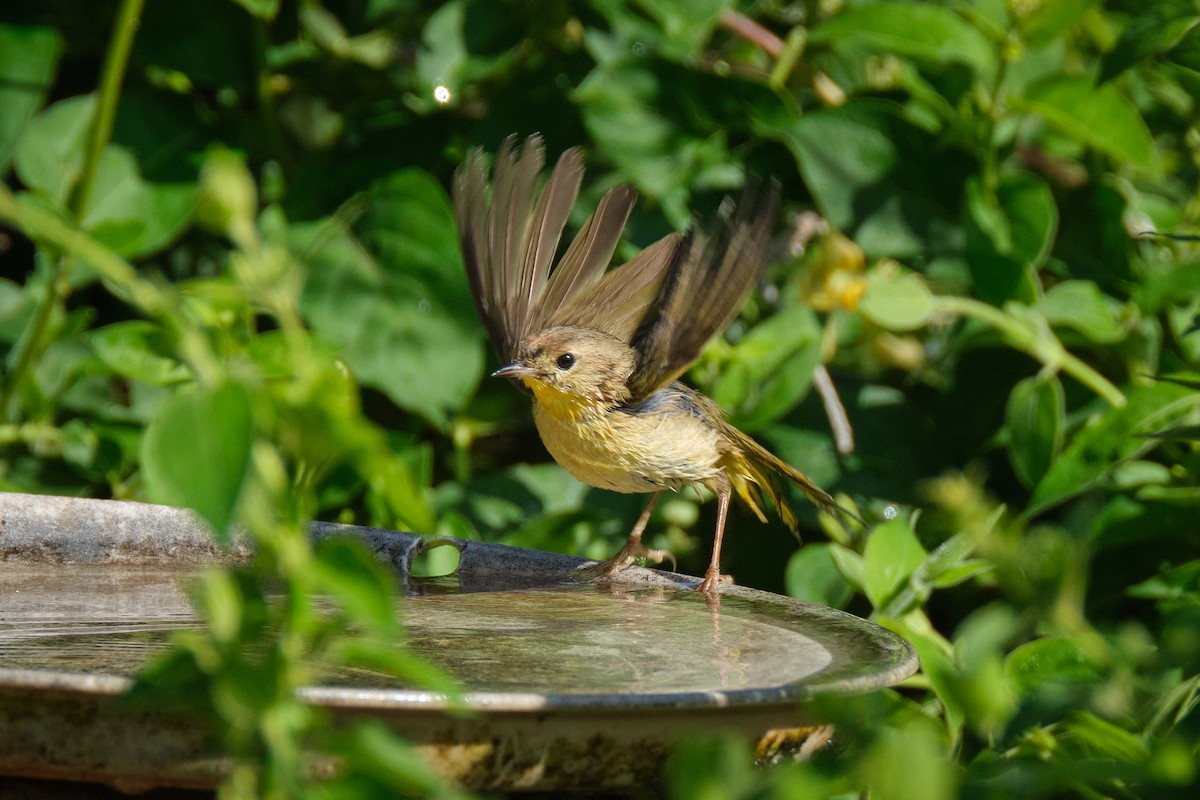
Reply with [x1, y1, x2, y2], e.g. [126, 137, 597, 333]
[578, 540, 675, 580]
[696, 569, 733, 596]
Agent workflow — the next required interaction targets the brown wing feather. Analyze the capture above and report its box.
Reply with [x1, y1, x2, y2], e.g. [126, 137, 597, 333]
[552, 232, 683, 342]
[454, 134, 678, 361]
[453, 147, 509, 357]
[626, 182, 781, 400]
[531, 185, 638, 334]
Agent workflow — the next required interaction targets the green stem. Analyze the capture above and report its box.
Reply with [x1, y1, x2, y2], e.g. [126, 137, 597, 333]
[933, 295, 1126, 408]
[769, 28, 807, 88]
[0, 0, 147, 416]
[0, 186, 220, 384]
[72, 0, 147, 218]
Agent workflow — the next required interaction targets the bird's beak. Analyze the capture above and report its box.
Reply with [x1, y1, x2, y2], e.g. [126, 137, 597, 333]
[491, 361, 536, 380]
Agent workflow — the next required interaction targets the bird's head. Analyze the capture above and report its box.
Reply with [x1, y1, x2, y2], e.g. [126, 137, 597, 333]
[493, 326, 635, 411]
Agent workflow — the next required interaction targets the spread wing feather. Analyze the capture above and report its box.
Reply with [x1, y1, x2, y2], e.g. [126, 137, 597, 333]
[626, 182, 780, 401]
[454, 134, 677, 361]
[454, 136, 776, 383]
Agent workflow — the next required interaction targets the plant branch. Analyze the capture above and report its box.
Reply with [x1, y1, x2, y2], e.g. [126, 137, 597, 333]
[0, 186, 220, 384]
[0, 0, 147, 416]
[933, 295, 1126, 408]
[72, 0, 146, 218]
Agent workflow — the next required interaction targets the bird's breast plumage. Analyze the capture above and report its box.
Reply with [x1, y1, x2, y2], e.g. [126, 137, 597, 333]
[531, 383, 725, 494]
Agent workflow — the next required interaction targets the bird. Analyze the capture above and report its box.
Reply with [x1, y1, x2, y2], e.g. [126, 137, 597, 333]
[453, 134, 851, 595]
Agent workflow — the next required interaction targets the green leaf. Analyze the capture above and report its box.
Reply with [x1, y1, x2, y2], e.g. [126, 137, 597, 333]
[1164, 21, 1200, 74]
[311, 537, 398, 632]
[786, 543, 853, 608]
[13, 94, 96, 205]
[329, 720, 455, 795]
[1005, 637, 1102, 697]
[296, 170, 482, 430]
[0, 24, 63, 175]
[1013, 0, 1097, 48]
[765, 101, 963, 258]
[636, 0, 733, 58]
[859, 272, 934, 331]
[13, 96, 197, 256]
[712, 305, 822, 429]
[1127, 560, 1200, 607]
[91, 321, 192, 385]
[808, 2, 996, 80]
[60, 418, 99, 469]
[1006, 374, 1064, 488]
[964, 174, 1056, 305]
[82, 145, 198, 258]
[229, 0, 280, 20]
[1099, 6, 1198, 82]
[1029, 379, 1200, 516]
[1035, 280, 1128, 344]
[863, 519, 927, 609]
[576, 57, 770, 221]
[929, 560, 992, 589]
[140, 381, 253, 540]
[1062, 711, 1150, 765]
[1016, 76, 1158, 173]
[829, 542, 866, 592]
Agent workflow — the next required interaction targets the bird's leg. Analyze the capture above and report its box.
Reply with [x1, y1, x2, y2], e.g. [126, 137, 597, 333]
[585, 492, 673, 578]
[696, 484, 733, 596]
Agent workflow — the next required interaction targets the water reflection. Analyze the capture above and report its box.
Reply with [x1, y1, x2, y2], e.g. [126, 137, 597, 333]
[0, 565, 835, 695]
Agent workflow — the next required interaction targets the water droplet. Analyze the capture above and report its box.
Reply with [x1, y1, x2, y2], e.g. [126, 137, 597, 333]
[884, 505, 898, 520]
[631, 41, 645, 55]
[433, 84, 452, 104]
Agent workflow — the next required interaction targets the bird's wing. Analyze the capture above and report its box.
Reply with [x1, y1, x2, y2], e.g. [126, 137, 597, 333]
[625, 182, 780, 400]
[454, 134, 651, 362]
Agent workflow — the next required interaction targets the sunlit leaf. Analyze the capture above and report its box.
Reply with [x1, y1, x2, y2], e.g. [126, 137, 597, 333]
[712, 304, 822, 429]
[91, 320, 192, 385]
[1013, 0, 1097, 47]
[786, 543, 853, 608]
[296, 170, 482, 430]
[13, 94, 95, 206]
[1005, 637, 1102, 696]
[809, 2, 995, 80]
[140, 381, 253, 540]
[311, 537, 399, 632]
[1016, 76, 1158, 173]
[860, 272, 934, 331]
[0, 24, 63, 174]
[1029, 379, 1200, 515]
[864, 519, 927, 609]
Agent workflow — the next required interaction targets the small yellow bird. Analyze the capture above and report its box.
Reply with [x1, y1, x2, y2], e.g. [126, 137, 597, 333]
[453, 135, 850, 594]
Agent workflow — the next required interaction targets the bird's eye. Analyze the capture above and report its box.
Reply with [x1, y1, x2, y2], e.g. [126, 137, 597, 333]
[556, 353, 576, 370]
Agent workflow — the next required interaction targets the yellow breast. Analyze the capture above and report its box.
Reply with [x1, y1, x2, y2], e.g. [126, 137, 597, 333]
[526, 381, 724, 494]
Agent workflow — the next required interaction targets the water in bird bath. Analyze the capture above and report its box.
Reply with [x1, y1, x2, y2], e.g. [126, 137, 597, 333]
[0, 566, 845, 699]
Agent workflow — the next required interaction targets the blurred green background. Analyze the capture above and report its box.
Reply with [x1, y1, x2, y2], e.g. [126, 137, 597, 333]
[2, 0, 1199, 797]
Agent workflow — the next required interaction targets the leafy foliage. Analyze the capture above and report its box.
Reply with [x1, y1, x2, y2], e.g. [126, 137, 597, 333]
[2, 0, 1200, 798]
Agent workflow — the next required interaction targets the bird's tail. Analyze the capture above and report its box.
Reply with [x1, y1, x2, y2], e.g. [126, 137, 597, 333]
[721, 426, 865, 536]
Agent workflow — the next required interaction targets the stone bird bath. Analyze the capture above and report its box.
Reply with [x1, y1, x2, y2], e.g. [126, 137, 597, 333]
[0, 492, 917, 793]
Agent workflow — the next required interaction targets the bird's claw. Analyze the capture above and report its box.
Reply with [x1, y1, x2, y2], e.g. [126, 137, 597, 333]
[578, 541, 676, 580]
[696, 570, 733, 596]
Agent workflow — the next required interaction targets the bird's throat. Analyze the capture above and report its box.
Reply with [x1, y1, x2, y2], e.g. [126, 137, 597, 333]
[524, 379, 594, 422]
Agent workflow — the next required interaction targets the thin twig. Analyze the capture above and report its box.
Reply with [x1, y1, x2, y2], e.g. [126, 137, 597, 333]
[719, 9, 784, 58]
[814, 364, 855, 455]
